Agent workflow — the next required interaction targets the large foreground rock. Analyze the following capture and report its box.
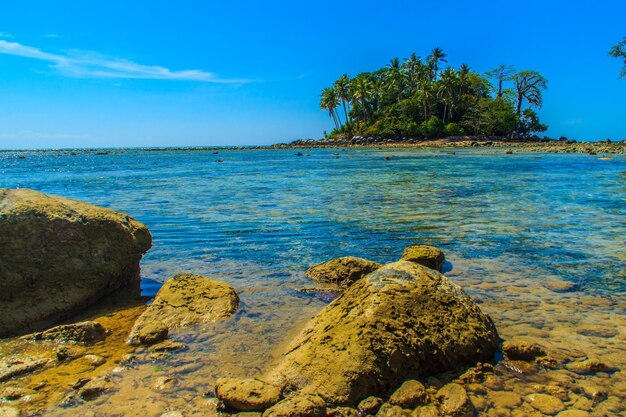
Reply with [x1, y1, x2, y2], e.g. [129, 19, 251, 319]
[304, 256, 381, 287]
[267, 261, 498, 405]
[0, 188, 151, 338]
[128, 273, 239, 344]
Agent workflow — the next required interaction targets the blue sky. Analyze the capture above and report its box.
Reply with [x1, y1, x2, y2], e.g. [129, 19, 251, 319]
[0, 0, 624, 149]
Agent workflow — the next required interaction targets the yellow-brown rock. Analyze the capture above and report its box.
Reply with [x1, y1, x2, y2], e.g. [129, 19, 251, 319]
[267, 261, 498, 405]
[400, 245, 445, 272]
[128, 273, 238, 344]
[304, 256, 381, 287]
[0, 188, 151, 338]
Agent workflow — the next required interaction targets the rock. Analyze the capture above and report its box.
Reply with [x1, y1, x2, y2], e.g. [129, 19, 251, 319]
[215, 377, 282, 411]
[502, 339, 546, 361]
[436, 383, 474, 417]
[149, 340, 187, 352]
[130, 321, 168, 346]
[1, 386, 27, 401]
[27, 321, 107, 344]
[376, 403, 411, 416]
[545, 281, 578, 292]
[262, 393, 326, 417]
[81, 354, 106, 367]
[555, 411, 589, 417]
[55, 345, 87, 361]
[576, 323, 618, 338]
[411, 405, 440, 417]
[0, 357, 49, 382]
[0, 188, 151, 338]
[78, 376, 114, 401]
[389, 380, 428, 409]
[400, 245, 445, 272]
[525, 393, 565, 415]
[152, 376, 178, 392]
[566, 358, 614, 375]
[267, 261, 498, 405]
[357, 396, 383, 414]
[0, 407, 20, 417]
[304, 257, 381, 287]
[329, 407, 360, 417]
[128, 273, 238, 344]
[489, 391, 522, 408]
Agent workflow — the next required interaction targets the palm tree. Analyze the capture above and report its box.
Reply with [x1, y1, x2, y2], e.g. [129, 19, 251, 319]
[334, 74, 352, 125]
[427, 47, 447, 81]
[512, 70, 548, 116]
[350, 75, 374, 122]
[386, 57, 405, 101]
[485, 64, 516, 98]
[320, 87, 341, 130]
[438, 67, 458, 123]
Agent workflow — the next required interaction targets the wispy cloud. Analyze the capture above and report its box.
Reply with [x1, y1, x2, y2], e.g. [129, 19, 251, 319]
[0, 40, 248, 83]
[0, 32, 14, 39]
[562, 118, 584, 126]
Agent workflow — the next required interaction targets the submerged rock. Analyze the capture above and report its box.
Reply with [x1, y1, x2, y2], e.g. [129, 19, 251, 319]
[77, 376, 114, 401]
[128, 273, 239, 344]
[267, 261, 499, 405]
[388, 380, 428, 409]
[304, 256, 381, 287]
[0, 357, 49, 382]
[262, 393, 326, 417]
[436, 383, 474, 417]
[502, 339, 546, 361]
[0, 188, 151, 338]
[26, 321, 107, 344]
[215, 377, 282, 411]
[400, 245, 445, 272]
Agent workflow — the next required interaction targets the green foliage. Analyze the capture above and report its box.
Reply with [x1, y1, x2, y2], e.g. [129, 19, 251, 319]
[320, 49, 548, 139]
[609, 37, 626, 78]
[424, 116, 444, 137]
[444, 122, 464, 136]
[518, 109, 548, 136]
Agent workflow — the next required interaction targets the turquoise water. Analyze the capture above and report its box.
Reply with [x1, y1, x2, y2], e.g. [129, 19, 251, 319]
[1, 148, 624, 296]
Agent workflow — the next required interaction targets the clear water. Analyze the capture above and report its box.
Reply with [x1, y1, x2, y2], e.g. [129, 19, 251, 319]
[1, 148, 624, 295]
[2, 148, 626, 416]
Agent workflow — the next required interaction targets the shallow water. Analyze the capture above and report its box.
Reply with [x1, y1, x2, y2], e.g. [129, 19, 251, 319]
[1, 148, 625, 416]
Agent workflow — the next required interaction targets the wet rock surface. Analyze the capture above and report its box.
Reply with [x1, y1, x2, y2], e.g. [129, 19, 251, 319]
[502, 339, 547, 361]
[262, 393, 326, 417]
[215, 377, 282, 411]
[268, 261, 499, 405]
[25, 321, 107, 344]
[128, 273, 239, 344]
[0, 188, 151, 338]
[304, 256, 381, 287]
[400, 245, 445, 272]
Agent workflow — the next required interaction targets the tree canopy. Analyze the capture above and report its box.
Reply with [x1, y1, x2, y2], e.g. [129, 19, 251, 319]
[609, 37, 626, 78]
[320, 48, 548, 139]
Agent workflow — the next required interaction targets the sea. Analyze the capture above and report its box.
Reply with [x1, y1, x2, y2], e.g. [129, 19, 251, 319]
[1, 147, 625, 415]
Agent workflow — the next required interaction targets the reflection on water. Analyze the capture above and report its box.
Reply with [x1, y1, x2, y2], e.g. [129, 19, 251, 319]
[1, 148, 625, 415]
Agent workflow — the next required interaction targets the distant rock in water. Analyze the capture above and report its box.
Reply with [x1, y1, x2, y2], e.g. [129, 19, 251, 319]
[304, 256, 381, 288]
[267, 261, 498, 405]
[400, 244, 445, 272]
[128, 273, 239, 345]
[0, 188, 151, 338]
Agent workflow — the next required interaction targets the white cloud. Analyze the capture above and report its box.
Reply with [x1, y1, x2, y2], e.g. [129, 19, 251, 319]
[0, 40, 248, 83]
[0, 32, 14, 39]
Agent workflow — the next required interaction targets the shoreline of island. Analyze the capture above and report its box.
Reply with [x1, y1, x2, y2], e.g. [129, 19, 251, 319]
[1, 136, 625, 155]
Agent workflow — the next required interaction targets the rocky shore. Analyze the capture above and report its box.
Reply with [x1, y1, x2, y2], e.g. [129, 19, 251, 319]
[1, 189, 624, 417]
[273, 136, 626, 155]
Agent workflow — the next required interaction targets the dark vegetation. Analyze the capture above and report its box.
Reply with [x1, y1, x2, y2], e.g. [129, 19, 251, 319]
[320, 48, 548, 139]
[609, 37, 626, 78]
